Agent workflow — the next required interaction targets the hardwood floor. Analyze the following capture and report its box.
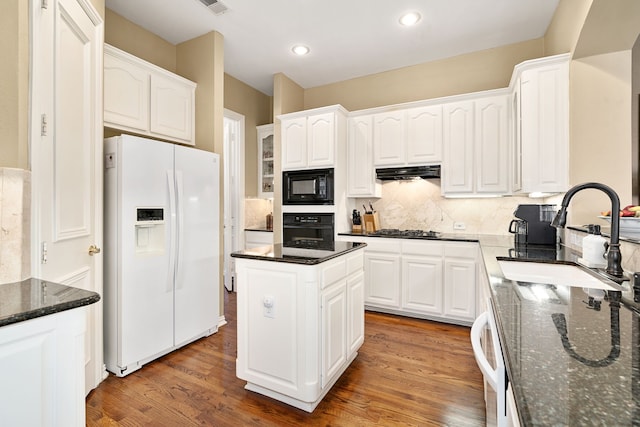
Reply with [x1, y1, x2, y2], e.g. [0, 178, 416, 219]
[86, 291, 485, 426]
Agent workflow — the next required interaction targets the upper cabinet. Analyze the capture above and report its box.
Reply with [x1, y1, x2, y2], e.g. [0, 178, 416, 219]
[373, 105, 442, 167]
[513, 54, 570, 194]
[257, 124, 274, 198]
[104, 44, 196, 145]
[280, 105, 347, 170]
[347, 115, 381, 198]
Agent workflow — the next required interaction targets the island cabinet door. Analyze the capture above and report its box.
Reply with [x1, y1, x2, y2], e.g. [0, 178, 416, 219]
[236, 262, 310, 397]
[321, 280, 348, 388]
[347, 271, 365, 355]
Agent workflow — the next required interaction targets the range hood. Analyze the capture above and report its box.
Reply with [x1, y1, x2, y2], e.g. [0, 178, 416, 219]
[376, 165, 441, 180]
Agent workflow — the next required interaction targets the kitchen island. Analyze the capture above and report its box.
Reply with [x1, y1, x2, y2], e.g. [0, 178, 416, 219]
[0, 278, 100, 426]
[231, 242, 366, 412]
[478, 236, 639, 426]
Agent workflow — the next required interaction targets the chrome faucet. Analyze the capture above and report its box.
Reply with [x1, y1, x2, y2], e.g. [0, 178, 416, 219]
[551, 182, 624, 278]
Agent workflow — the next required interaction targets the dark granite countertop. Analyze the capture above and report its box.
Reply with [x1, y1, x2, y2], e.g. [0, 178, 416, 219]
[338, 231, 480, 243]
[478, 235, 640, 426]
[0, 278, 100, 328]
[230, 242, 366, 265]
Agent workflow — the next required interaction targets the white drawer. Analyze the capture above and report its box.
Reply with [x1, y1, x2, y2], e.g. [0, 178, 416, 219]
[402, 240, 444, 256]
[321, 258, 347, 288]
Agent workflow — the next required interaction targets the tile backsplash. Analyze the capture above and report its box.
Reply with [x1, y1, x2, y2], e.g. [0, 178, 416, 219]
[355, 179, 562, 235]
[245, 198, 273, 229]
[0, 168, 31, 284]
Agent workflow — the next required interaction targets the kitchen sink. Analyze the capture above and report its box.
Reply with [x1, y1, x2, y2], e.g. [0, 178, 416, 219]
[497, 260, 623, 291]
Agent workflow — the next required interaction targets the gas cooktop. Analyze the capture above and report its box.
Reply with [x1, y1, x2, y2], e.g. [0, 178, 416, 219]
[369, 229, 441, 238]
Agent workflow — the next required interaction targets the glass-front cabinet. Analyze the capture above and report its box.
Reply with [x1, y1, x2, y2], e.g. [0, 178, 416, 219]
[257, 124, 274, 198]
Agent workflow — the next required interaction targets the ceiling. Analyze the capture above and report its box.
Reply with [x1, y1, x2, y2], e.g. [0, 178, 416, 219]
[105, 0, 560, 95]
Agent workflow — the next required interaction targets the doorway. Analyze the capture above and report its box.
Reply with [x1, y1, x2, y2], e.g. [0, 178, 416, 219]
[223, 109, 245, 292]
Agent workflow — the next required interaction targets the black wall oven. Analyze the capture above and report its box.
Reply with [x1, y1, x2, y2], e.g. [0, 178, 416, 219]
[283, 168, 334, 205]
[283, 213, 334, 250]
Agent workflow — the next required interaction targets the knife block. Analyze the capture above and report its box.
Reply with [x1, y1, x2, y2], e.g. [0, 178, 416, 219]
[363, 213, 380, 233]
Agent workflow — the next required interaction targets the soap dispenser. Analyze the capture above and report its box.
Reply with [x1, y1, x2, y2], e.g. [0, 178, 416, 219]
[581, 224, 608, 268]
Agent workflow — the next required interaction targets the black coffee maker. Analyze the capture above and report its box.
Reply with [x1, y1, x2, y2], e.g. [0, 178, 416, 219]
[509, 204, 557, 246]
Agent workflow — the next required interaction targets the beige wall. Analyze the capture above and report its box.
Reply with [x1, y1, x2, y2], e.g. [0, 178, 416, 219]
[0, 0, 29, 169]
[105, 9, 176, 72]
[304, 39, 544, 111]
[544, 0, 592, 56]
[224, 74, 272, 197]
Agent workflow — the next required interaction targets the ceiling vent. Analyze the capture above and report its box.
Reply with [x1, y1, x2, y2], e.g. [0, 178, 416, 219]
[198, 0, 229, 15]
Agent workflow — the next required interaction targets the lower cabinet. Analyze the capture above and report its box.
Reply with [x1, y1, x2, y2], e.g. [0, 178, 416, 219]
[363, 240, 401, 308]
[0, 308, 87, 427]
[235, 248, 364, 412]
[340, 236, 478, 325]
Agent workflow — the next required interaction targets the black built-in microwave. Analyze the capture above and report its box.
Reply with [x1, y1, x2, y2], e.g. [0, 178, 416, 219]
[283, 168, 334, 205]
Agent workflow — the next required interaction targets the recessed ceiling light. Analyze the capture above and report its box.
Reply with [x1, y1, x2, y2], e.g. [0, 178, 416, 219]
[399, 11, 421, 26]
[292, 45, 310, 56]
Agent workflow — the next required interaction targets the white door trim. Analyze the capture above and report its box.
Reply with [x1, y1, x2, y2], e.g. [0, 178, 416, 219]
[29, 0, 106, 392]
[223, 109, 245, 291]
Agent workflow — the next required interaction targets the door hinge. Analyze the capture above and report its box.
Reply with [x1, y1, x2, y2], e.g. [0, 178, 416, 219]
[41, 241, 48, 264]
[41, 0, 48, 9]
[41, 114, 47, 136]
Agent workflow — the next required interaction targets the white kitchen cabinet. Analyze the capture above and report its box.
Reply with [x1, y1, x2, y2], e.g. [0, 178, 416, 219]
[104, 44, 196, 145]
[443, 242, 478, 322]
[363, 240, 401, 309]
[244, 230, 274, 249]
[373, 110, 405, 166]
[235, 246, 364, 412]
[475, 95, 510, 194]
[442, 93, 510, 196]
[337, 235, 478, 326]
[321, 280, 347, 387]
[347, 115, 381, 197]
[346, 271, 365, 355]
[442, 100, 475, 194]
[372, 105, 442, 167]
[514, 54, 570, 194]
[401, 241, 444, 316]
[257, 124, 275, 198]
[0, 308, 87, 427]
[280, 106, 347, 170]
[406, 105, 443, 164]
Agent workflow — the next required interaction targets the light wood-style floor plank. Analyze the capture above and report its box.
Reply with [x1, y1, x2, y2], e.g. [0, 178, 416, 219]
[87, 291, 485, 426]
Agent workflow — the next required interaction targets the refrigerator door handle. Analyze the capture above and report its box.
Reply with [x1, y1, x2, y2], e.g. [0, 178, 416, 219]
[175, 170, 185, 289]
[167, 170, 177, 293]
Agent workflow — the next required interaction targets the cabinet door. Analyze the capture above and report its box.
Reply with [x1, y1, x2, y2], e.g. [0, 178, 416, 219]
[347, 115, 381, 197]
[373, 111, 405, 166]
[104, 51, 149, 132]
[347, 271, 365, 355]
[307, 112, 335, 167]
[407, 105, 443, 164]
[257, 124, 274, 198]
[364, 252, 401, 308]
[443, 254, 477, 322]
[281, 117, 308, 170]
[442, 101, 474, 194]
[321, 281, 347, 388]
[511, 83, 523, 193]
[475, 95, 509, 194]
[520, 60, 569, 193]
[401, 255, 443, 315]
[150, 74, 195, 144]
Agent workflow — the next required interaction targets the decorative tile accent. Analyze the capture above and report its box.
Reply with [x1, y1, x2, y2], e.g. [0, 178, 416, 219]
[0, 168, 31, 284]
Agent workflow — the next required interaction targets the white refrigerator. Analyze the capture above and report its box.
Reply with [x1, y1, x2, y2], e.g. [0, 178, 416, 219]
[104, 134, 220, 377]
